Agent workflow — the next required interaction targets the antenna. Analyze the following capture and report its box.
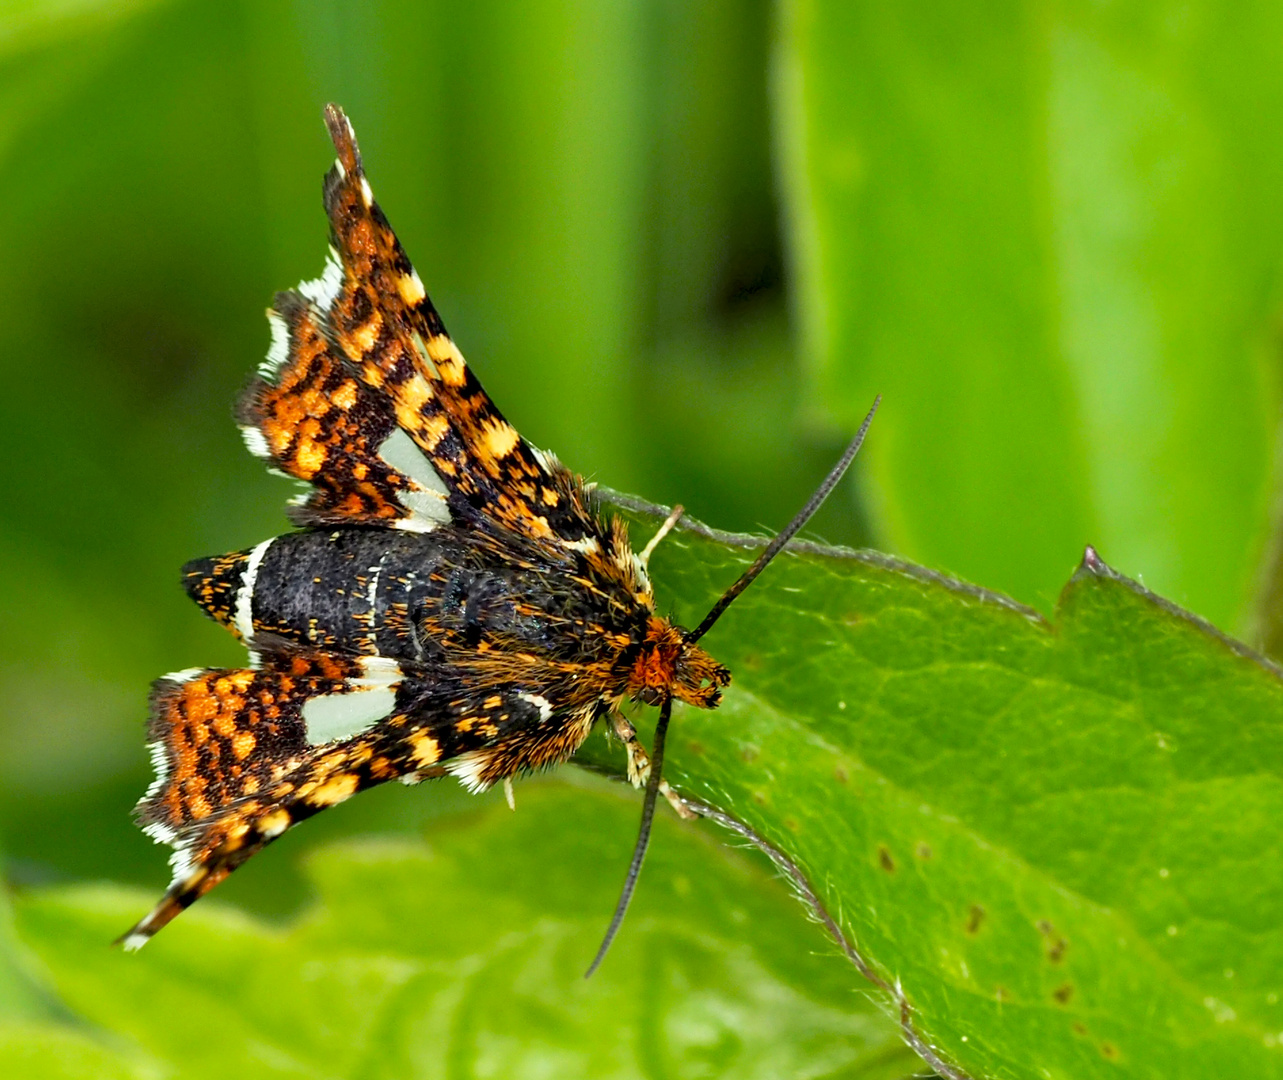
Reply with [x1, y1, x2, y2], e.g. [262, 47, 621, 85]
[585, 696, 673, 978]
[688, 395, 880, 644]
[586, 395, 880, 976]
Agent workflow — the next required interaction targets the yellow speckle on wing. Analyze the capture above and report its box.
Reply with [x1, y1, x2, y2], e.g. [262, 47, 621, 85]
[352, 314, 382, 353]
[418, 411, 450, 452]
[398, 271, 426, 305]
[294, 438, 326, 477]
[425, 336, 467, 385]
[482, 420, 519, 461]
[398, 375, 434, 416]
[410, 732, 441, 766]
[332, 380, 359, 410]
[231, 731, 256, 760]
[309, 773, 359, 806]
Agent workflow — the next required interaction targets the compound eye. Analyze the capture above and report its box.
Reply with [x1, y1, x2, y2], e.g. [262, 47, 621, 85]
[635, 686, 665, 706]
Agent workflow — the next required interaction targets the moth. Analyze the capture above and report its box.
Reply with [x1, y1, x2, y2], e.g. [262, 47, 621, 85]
[121, 104, 877, 970]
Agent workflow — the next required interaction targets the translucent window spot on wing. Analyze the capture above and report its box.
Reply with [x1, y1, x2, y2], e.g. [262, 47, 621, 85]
[302, 686, 398, 745]
[377, 427, 451, 528]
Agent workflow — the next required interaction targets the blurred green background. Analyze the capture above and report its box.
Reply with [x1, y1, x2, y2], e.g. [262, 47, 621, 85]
[4, 0, 1283, 1074]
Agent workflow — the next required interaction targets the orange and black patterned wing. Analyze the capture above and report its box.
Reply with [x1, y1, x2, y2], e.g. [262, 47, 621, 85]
[121, 649, 598, 948]
[237, 290, 451, 533]
[122, 651, 419, 947]
[307, 105, 603, 551]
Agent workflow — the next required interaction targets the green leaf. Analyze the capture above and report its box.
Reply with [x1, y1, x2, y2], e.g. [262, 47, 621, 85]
[0, 880, 42, 1022]
[574, 500, 1283, 1079]
[775, 0, 1283, 632]
[15, 782, 920, 1080]
[0, 1023, 156, 1080]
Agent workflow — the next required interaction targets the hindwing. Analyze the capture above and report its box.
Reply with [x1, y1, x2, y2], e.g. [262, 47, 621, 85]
[123, 646, 599, 949]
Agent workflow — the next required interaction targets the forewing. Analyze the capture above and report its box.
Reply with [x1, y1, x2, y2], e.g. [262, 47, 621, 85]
[123, 650, 598, 947]
[124, 651, 416, 947]
[311, 104, 602, 549]
[237, 290, 451, 532]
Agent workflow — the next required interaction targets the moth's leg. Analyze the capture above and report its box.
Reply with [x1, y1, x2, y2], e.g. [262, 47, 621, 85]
[609, 712, 646, 787]
[637, 504, 685, 569]
[609, 712, 697, 820]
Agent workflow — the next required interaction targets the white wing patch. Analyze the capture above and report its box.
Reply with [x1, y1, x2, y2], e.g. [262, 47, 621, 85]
[299, 247, 345, 311]
[233, 539, 274, 642]
[564, 536, 601, 556]
[445, 750, 492, 793]
[517, 693, 553, 722]
[141, 742, 175, 830]
[376, 427, 451, 530]
[302, 687, 398, 745]
[260, 309, 291, 377]
[301, 655, 404, 746]
[240, 424, 271, 460]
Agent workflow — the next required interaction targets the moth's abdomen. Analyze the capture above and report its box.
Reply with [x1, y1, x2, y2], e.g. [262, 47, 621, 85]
[184, 526, 642, 671]
[183, 528, 448, 662]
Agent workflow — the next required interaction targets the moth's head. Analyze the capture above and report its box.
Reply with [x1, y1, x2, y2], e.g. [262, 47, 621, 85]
[628, 615, 730, 710]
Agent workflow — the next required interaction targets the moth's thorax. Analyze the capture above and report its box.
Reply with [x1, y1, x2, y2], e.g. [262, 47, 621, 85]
[626, 615, 730, 709]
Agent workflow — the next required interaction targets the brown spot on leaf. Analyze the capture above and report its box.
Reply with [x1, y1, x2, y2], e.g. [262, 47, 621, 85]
[916, 842, 932, 859]
[1072, 1022, 1087, 1037]
[686, 740, 705, 756]
[878, 845, 895, 872]
[1038, 919, 1068, 963]
[784, 816, 800, 832]
[740, 744, 759, 764]
[966, 905, 985, 934]
[751, 790, 767, 806]
[1100, 1042, 1118, 1060]
[834, 764, 849, 784]
[1053, 983, 1074, 1004]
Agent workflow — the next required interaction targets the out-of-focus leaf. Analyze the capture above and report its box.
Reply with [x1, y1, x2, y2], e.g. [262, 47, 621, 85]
[16, 783, 920, 1080]
[0, 1023, 156, 1080]
[0, 873, 41, 1021]
[637, 306, 867, 544]
[646, 0, 778, 336]
[572, 500, 1283, 1079]
[775, 0, 1283, 632]
[0, 0, 170, 58]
